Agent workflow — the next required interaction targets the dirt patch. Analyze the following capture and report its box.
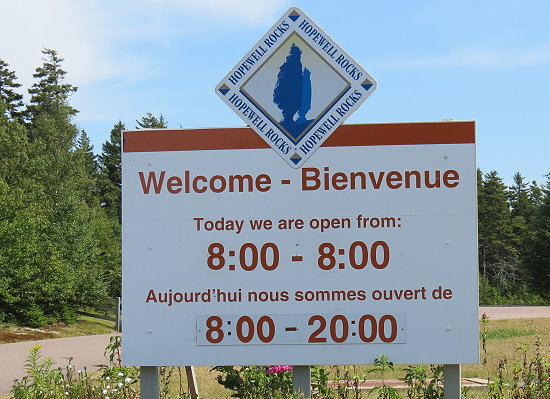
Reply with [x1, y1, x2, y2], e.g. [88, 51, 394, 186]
[0, 327, 61, 343]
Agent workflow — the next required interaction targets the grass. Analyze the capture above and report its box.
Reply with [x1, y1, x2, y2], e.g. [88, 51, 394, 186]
[464, 317, 550, 380]
[1, 317, 548, 398]
[0, 315, 116, 344]
[485, 327, 536, 340]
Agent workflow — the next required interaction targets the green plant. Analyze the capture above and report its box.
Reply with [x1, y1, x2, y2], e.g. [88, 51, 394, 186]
[487, 358, 507, 399]
[367, 355, 400, 399]
[311, 365, 333, 399]
[401, 364, 443, 399]
[402, 364, 426, 399]
[11, 340, 138, 399]
[423, 365, 444, 399]
[11, 345, 63, 399]
[482, 319, 550, 399]
[212, 365, 294, 399]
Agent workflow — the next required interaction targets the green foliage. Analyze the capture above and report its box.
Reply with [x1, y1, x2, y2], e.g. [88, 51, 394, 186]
[136, 112, 167, 129]
[485, 335, 550, 399]
[523, 173, 550, 295]
[477, 168, 550, 304]
[11, 345, 63, 398]
[401, 364, 444, 399]
[26, 48, 78, 123]
[0, 59, 25, 121]
[98, 121, 124, 222]
[0, 173, 74, 326]
[367, 356, 400, 399]
[11, 343, 138, 399]
[311, 365, 334, 399]
[0, 49, 120, 326]
[478, 275, 547, 306]
[211, 365, 294, 398]
[478, 170, 520, 290]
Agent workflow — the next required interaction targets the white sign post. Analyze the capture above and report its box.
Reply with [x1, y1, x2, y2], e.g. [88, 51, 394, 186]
[122, 122, 478, 397]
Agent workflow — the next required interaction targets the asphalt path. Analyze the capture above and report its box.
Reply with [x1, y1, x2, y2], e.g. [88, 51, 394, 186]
[0, 306, 549, 395]
[478, 305, 550, 320]
[0, 333, 118, 395]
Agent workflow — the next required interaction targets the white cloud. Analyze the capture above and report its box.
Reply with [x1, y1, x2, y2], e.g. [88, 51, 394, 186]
[1, 1, 117, 87]
[380, 42, 550, 69]
[0, 0, 287, 91]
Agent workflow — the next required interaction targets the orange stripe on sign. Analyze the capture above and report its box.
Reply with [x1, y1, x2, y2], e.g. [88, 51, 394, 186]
[123, 122, 475, 152]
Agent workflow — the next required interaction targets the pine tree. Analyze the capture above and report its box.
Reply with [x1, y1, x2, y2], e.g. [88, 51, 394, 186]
[508, 172, 534, 253]
[528, 180, 544, 207]
[8, 50, 111, 324]
[97, 122, 124, 296]
[26, 49, 78, 125]
[478, 170, 519, 290]
[509, 172, 532, 219]
[136, 112, 167, 129]
[98, 121, 124, 222]
[0, 59, 24, 122]
[523, 174, 550, 295]
[75, 130, 101, 204]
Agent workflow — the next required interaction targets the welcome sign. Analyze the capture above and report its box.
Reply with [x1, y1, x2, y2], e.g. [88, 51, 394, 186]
[216, 7, 377, 168]
[121, 123, 479, 366]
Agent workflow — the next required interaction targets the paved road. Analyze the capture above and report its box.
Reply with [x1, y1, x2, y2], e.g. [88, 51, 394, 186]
[0, 334, 118, 395]
[478, 305, 550, 320]
[0, 307, 549, 395]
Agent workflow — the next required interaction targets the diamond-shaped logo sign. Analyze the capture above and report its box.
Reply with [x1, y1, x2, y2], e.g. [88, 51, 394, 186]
[216, 7, 377, 168]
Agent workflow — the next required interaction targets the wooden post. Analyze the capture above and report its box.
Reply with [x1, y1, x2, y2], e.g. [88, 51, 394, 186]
[292, 365, 311, 398]
[185, 366, 199, 398]
[140, 366, 160, 399]
[115, 296, 122, 332]
[443, 364, 461, 399]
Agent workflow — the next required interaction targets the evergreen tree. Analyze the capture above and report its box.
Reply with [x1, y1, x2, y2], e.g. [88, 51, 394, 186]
[26, 49, 78, 125]
[75, 130, 100, 202]
[0, 59, 24, 121]
[3, 50, 111, 324]
[509, 172, 532, 219]
[0, 110, 31, 186]
[26, 116, 107, 323]
[523, 174, 550, 295]
[508, 172, 533, 254]
[528, 180, 544, 207]
[478, 170, 519, 290]
[97, 122, 125, 295]
[98, 121, 124, 222]
[136, 112, 167, 129]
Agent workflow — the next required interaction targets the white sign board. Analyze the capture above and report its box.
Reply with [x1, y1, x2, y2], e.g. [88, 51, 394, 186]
[216, 7, 377, 168]
[122, 122, 478, 366]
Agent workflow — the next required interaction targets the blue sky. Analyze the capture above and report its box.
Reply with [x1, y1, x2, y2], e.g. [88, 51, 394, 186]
[2, 0, 549, 185]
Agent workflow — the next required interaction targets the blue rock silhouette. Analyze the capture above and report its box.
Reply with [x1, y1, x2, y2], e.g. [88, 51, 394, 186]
[273, 44, 313, 139]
